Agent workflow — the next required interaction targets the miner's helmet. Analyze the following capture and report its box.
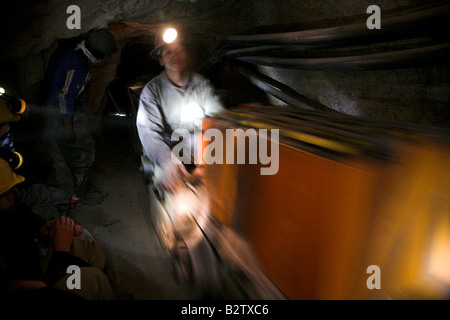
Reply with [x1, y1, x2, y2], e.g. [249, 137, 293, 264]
[85, 29, 117, 59]
[0, 157, 24, 195]
[150, 25, 185, 60]
[0, 87, 26, 119]
[0, 100, 20, 123]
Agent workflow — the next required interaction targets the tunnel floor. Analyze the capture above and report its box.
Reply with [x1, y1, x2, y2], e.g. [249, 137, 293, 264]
[72, 116, 189, 300]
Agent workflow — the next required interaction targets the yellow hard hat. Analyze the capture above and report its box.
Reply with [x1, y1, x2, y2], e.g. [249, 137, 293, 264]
[0, 100, 20, 123]
[0, 157, 25, 195]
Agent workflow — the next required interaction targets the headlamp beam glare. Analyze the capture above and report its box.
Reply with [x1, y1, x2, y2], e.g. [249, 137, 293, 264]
[0, 87, 5, 96]
[163, 28, 178, 44]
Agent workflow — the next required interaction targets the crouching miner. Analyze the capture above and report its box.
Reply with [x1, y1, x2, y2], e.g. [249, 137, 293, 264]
[0, 158, 113, 300]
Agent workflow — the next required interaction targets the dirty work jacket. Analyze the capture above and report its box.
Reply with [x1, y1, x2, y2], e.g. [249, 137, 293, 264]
[46, 43, 91, 118]
[136, 71, 224, 169]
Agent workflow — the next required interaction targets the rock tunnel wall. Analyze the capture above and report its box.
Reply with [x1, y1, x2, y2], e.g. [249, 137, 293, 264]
[0, 0, 448, 129]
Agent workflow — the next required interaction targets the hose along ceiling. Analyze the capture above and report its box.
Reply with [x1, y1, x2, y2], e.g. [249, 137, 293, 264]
[201, 2, 450, 111]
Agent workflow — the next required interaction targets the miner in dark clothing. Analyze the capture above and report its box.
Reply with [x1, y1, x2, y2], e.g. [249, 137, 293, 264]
[41, 29, 116, 205]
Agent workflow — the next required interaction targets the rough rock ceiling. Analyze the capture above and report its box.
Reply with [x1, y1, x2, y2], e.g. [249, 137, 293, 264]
[2, 0, 434, 62]
[0, 0, 448, 128]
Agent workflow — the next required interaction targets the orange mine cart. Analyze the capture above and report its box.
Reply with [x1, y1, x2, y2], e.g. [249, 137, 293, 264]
[202, 104, 450, 300]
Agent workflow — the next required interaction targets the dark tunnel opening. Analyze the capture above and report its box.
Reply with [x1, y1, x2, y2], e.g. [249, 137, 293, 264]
[102, 34, 159, 150]
[116, 35, 162, 88]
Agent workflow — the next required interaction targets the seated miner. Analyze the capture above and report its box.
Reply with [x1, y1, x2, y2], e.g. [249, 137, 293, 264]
[0, 158, 113, 300]
[1, 85, 51, 187]
[40, 28, 116, 205]
[1, 95, 80, 218]
[0, 97, 22, 157]
[136, 25, 224, 192]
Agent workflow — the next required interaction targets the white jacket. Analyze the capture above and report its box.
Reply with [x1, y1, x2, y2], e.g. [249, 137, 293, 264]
[136, 71, 224, 168]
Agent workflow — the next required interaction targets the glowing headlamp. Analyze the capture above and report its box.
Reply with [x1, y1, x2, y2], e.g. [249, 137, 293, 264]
[0, 87, 26, 115]
[163, 28, 178, 44]
[0, 148, 24, 170]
